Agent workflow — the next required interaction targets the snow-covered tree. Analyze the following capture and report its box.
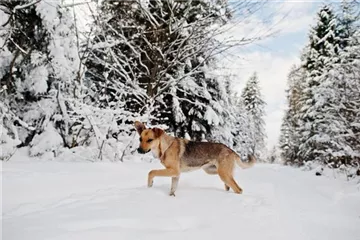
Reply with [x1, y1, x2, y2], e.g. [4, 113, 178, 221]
[85, 0, 238, 141]
[302, 5, 340, 77]
[333, 1, 360, 164]
[278, 3, 360, 169]
[0, 1, 81, 154]
[279, 64, 306, 165]
[267, 146, 278, 164]
[0, 1, 141, 161]
[241, 72, 266, 160]
[295, 5, 342, 164]
[279, 110, 293, 164]
[337, 0, 360, 50]
[209, 86, 253, 158]
[284, 3, 360, 167]
[231, 98, 255, 159]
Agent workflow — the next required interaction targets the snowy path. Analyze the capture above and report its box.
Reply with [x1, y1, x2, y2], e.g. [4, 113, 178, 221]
[2, 161, 360, 240]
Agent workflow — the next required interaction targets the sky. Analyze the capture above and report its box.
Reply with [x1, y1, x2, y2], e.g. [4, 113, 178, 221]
[224, 0, 342, 150]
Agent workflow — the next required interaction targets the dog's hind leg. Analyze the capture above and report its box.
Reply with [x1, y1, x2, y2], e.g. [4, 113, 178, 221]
[218, 171, 242, 194]
[203, 165, 230, 191]
[217, 161, 243, 194]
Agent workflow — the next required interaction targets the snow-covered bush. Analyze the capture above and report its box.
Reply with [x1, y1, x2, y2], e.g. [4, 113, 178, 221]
[29, 123, 63, 158]
[61, 99, 140, 161]
[301, 160, 360, 182]
[0, 101, 24, 161]
[0, 124, 21, 161]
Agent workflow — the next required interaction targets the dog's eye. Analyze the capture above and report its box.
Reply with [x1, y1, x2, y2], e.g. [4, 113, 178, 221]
[147, 139, 153, 143]
[139, 137, 142, 142]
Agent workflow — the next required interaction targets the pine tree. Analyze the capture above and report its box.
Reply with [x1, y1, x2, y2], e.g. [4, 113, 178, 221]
[337, 0, 360, 50]
[303, 5, 340, 77]
[241, 72, 266, 160]
[279, 110, 292, 163]
[333, 1, 360, 164]
[267, 146, 277, 164]
[280, 3, 360, 167]
[279, 64, 306, 165]
[296, 5, 342, 164]
[296, 3, 360, 166]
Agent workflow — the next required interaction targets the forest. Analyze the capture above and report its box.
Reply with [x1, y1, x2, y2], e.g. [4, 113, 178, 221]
[0, 0, 359, 176]
[278, 2, 360, 174]
[0, 1, 267, 162]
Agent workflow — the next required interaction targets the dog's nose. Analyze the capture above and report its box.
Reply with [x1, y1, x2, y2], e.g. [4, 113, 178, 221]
[137, 148, 144, 154]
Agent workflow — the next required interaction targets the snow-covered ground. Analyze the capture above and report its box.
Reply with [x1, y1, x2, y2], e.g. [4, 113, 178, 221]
[2, 159, 360, 240]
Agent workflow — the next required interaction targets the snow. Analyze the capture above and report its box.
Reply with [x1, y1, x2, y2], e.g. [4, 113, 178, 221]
[36, 0, 80, 84]
[0, 45, 12, 80]
[0, 125, 21, 161]
[24, 65, 49, 95]
[29, 124, 63, 158]
[2, 159, 360, 240]
[204, 106, 220, 126]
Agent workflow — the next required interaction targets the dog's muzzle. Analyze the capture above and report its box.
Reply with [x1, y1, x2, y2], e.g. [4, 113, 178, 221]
[137, 148, 150, 154]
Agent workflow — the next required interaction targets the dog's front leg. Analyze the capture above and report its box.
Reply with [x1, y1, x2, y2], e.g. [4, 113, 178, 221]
[147, 168, 180, 192]
[169, 176, 180, 196]
[148, 174, 154, 188]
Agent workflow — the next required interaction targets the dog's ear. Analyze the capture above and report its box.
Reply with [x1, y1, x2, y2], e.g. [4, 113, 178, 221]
[152, 128, 164, 138]
[134, 121, 146, 135]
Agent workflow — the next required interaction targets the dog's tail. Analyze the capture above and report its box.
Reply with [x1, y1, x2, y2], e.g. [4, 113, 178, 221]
[235, 154, 256, 169]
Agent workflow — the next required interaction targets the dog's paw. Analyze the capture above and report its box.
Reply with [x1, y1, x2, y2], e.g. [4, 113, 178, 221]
[148, 180, 153, 188]
[235, 189, 243, 194]
[169, 192, 176, 197]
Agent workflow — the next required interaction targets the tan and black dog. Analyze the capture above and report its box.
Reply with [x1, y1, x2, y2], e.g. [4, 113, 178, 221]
[134, 121, 256, 196]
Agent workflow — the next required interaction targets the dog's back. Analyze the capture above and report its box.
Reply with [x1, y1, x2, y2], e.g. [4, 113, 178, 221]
[180, 140, 234, 170]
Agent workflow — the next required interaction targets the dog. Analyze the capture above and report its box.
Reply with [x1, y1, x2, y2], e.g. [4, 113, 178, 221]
[134, 121, 256, 196]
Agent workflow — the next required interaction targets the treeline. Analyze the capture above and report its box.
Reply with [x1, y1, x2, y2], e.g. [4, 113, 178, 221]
[279, 2, 360, 168]
[0, 0, 266, 161]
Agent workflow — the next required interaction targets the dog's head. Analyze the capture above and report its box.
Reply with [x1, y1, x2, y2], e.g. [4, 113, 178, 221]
[134, 121, 164, 154]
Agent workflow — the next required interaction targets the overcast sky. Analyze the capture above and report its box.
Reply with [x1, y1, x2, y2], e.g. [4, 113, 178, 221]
[224, 0, 341, 150]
